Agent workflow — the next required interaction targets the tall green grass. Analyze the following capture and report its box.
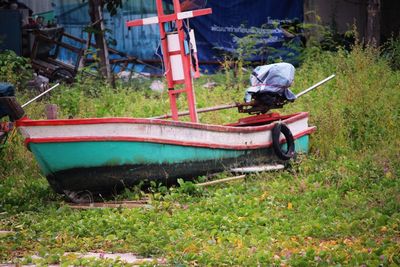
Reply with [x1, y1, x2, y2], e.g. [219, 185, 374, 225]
[0, 44, 399, 265]
[287, 45, 400, 163]
[1, 43, 399, 197]
[3, 43, 399, 182]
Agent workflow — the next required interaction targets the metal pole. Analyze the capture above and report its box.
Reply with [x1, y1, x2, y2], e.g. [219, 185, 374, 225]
[295, 74, 335, 98]
[22, 83, 60, 108]
[151, 74, 336, 120]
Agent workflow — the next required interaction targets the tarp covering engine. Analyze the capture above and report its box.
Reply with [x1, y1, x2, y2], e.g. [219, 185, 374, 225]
[244, 63, 296, 103]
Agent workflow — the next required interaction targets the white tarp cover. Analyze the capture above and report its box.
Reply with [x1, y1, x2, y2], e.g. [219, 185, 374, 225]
[244, 62, 296, 102]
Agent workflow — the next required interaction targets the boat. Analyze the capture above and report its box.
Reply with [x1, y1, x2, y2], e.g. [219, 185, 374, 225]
[16, 112, 315, 196]
[2, 1, 334, 201]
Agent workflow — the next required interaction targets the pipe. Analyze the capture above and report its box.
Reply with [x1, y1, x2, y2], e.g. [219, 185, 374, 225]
[151, 74, 336, 119]
[295, 74, 336, 98]
[22, 83, 60, 108]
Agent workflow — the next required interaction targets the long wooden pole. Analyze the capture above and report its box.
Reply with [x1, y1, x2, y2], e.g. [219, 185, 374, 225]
[151, 74, 335, 119]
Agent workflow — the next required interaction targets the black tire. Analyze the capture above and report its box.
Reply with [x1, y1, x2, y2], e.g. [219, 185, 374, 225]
[272, 123, 295, 160]
[0, 131, 7, 146]
[63, 190, 94, 203]
[50, 68, 74, 84]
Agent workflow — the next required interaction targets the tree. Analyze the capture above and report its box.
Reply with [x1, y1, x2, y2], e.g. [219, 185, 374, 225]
[86, 0, 122, 84]
[366, 0, 381, 46]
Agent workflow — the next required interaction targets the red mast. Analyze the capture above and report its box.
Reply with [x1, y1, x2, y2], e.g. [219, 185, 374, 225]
[126, 0, 212, 123]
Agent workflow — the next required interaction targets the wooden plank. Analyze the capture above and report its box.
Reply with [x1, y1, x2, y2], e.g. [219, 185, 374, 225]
[28, 252, 162, 265]
[196, 175, 246, 187]
[35, 33, 83, 54]
[0, 97, 25, 121]
[45, 104, 58, 120]
[231, 164, 285, 173]
[67, 200, 149, 209]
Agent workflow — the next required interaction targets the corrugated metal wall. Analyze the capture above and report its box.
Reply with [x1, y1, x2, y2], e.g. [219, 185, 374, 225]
[30, 1, 304, 67]
[0, 10, 22, 55]
[19, 0, 53, 14]
[55, 0, 161, 60]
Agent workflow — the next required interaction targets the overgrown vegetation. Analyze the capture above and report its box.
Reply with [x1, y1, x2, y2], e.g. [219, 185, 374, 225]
[382, 35, 400, 71]
[0, 50, 32, 90]
[0, 41, 399, 265]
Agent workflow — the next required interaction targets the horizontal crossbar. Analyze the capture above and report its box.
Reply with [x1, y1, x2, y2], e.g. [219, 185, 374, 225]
[126, 8, 212, 27]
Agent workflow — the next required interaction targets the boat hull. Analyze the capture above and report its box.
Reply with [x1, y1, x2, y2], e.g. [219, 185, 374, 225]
[34, 136, 309, 194]
[17, 112, 315, 195]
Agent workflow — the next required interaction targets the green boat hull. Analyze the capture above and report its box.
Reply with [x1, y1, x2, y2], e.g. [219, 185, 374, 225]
[29, 135, 310, 195]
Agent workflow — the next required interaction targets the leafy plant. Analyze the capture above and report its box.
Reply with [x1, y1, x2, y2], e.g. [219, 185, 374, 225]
[217, 22, 305, 91]
[381, 35, 400, 70]
[0, 43, 399, 266]
[0, 50, 32, 90]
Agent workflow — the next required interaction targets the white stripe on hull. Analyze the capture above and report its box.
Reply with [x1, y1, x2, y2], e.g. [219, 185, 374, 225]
[18, 117, 310, 148]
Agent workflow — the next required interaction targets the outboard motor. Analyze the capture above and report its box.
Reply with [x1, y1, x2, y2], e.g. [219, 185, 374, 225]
[240, 63, 297, 114]
[0, 83, 25, 121]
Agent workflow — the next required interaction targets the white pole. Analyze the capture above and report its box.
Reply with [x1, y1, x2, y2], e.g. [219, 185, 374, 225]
[22, 83, 60, 108]
[295, 74, 336, 98]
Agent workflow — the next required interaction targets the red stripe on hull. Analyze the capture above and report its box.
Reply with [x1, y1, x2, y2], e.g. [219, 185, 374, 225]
[24, 127, 316, 150]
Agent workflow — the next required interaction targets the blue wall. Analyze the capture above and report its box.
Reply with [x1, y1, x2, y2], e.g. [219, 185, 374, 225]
[0, 10, 22, 55]
[54, 0, 303, 69]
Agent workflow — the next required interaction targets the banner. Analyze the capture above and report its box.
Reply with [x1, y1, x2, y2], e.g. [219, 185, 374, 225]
[190, 0, 304, 68]
[55, 0, 304, 72]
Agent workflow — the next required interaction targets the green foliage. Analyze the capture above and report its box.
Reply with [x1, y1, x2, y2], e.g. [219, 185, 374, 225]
[218, 23, 304, 91]
[304, 23, 355, 52]
[290, 44, 400, 162]
[82, 0, 123, 16]
[1, 157, 398, 265]
[0, 50, 32, 90]
[382, 35, 400, 70]
[176, 179, 202, 197]
[0, 44, 399, 265]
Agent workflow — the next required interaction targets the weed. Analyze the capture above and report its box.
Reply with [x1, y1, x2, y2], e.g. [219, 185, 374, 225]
[0, 50, 32, 90]
[0, 44, 399, 265]
[382, 35, 400, 70]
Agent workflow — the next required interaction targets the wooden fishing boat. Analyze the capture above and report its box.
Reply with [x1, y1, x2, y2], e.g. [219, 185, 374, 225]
[16, 112, 315, 195]
[2, 1, 334, 202]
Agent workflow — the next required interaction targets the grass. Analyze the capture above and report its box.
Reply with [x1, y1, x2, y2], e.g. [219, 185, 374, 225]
[0, 44, 399, 266]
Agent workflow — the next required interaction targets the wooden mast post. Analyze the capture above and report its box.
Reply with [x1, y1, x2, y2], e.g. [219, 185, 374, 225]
[126, 1, 212, 122]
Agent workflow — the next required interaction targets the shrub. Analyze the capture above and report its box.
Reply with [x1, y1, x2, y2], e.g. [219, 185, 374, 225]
[381, 35, 400, 70]
[291, 43, 399, 164]
[0, 50, 32, 90]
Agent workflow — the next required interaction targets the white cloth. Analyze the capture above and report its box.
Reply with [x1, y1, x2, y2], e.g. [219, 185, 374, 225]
[244, 62, 296, 102]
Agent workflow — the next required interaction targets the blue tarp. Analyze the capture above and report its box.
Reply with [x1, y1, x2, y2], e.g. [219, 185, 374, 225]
[54, 0, 303, 72]
[191, 0, 303, 66]
[0, 10, 22, 56]
[0, 82, 15, 119]
[0, 83, 15, 97]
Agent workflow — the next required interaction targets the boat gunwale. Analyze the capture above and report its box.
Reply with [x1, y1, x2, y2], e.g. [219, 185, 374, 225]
[17, 112, 309, 134]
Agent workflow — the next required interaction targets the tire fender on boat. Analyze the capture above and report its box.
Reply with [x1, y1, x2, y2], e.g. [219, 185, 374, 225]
[272, 123, 295, 160]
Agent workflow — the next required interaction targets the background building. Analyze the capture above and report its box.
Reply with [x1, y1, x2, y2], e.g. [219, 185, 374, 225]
[304, 0, 400, 44]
